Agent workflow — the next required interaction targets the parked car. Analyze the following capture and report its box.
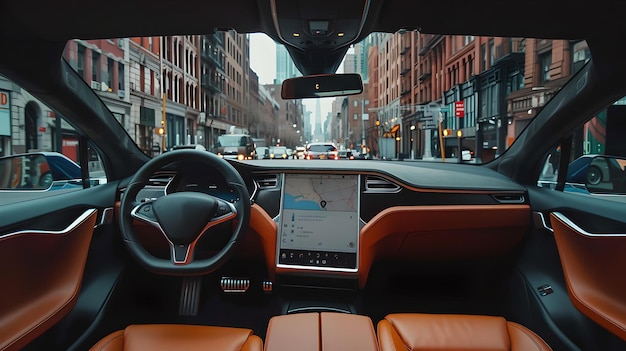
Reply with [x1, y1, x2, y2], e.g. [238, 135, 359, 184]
[566, 154, 611, 185]
[0, 152, 87, 190]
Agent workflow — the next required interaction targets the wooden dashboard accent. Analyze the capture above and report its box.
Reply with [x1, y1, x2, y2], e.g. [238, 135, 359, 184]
[551, 212, 626, 341]
[0, 209, 97, 351]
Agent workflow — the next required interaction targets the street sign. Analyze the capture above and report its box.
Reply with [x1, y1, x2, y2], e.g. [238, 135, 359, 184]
[454, 101, 465, 117]
[439, 106, 450, 114]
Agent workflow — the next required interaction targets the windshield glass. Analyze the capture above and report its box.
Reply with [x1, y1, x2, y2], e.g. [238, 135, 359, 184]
[6, 32, 586, 164]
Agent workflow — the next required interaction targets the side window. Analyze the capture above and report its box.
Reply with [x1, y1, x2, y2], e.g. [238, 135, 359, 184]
[537, 95, 626, 201]
[0, 75, 107, 200]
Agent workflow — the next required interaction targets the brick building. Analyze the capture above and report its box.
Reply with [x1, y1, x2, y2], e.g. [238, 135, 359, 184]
[368, 30, 587, 161]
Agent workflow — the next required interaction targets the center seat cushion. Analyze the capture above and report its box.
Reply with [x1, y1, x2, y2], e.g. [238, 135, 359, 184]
[377, 313, 552, 351]
[264, 312, 379, 351]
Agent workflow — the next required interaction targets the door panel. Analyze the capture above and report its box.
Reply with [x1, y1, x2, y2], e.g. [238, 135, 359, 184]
[0, 209, 97, 351]
[0, 181, 124, 351]
[551, 212, 626, 342]
[509, 186, 626, 350]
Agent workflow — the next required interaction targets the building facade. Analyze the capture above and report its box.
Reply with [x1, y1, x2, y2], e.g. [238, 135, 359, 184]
[369, 32, 586, 162]
[199, 32, 227, 151]
[161, 35, 200, 149]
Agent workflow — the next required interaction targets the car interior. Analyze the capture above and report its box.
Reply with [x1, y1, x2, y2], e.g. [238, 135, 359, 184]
[1, 0, 626, 351]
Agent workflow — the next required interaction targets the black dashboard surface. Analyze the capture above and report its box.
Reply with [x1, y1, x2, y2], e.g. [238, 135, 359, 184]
[133, 158, 529, 222]
[229, 159, 527, 192]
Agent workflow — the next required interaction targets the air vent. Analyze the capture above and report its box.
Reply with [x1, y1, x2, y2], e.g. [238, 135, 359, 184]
[253, 174, 279, 189]
[364, 176, 401, 193]
[492, 194, 525, 203]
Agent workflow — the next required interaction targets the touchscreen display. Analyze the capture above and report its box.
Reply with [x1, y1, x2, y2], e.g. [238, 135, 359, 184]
[278, 174, 359, 269]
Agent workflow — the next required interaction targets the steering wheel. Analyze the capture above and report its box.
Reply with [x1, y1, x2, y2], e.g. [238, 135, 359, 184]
[120, 150, 251, 275]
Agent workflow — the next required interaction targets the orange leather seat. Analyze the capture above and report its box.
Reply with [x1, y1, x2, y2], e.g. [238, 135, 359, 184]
[378, 314, 552, 351]
[89, 324, 263, 351]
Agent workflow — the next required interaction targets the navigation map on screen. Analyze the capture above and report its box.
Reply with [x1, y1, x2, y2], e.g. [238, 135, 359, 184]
[278, 174, 359, 269]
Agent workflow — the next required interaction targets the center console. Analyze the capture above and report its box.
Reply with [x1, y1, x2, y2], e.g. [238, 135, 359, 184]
[264, 312, 378, 351]
[276, 174, 360, 272]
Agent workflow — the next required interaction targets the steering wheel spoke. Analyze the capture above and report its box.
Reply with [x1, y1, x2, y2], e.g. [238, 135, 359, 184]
[171, 242, 195, 264]
[131, 202, 159, 224]
[209, 200, 237, 224]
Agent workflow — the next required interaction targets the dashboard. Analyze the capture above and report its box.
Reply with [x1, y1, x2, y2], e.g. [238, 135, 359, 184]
[132, 159, 532, 289]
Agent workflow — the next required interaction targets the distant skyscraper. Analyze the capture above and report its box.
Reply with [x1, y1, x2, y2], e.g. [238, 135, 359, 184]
[343, 53, 357, 74]
[275, 45, 301, 84]
[314, 99, 323, 141]
[344, 37, 375, 82]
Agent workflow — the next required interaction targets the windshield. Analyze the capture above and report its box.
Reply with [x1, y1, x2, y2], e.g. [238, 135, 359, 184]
[0, 32, 589, 164]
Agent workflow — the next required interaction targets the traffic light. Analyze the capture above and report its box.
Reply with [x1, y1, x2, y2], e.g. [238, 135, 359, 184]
[442, 129, 452, 137]
[157, 120, 166, 135]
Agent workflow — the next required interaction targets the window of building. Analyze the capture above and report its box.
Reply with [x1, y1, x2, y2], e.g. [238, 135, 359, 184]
[354, 100, 358, 107]
[540, 51, 552, 83]
[77, 45, 85, 79]
[489, 38, 495, 65]
[106, 57, 114, 90]
[144, 68, 151, 95]
[452, 66, 457, 85]
[91, 51, 100, 82]
[140, 66, 145, 92]
[354, 113, 358, 120]
[118, 62, 125, 92]
[164, 37, 171, 61]
[464, 36, 474, 46]
[481, 44, 486, 71]
[571, 41, 590, 74]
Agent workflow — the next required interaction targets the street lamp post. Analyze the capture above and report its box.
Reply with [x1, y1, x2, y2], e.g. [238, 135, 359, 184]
[410, 125, 416, 159]
[361, 98, 366, 156]
[457, 129, 463, 163]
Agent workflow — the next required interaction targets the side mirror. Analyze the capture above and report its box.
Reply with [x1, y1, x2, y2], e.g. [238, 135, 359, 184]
[584, 156, 626, 194]
[0, 154, 54, 190]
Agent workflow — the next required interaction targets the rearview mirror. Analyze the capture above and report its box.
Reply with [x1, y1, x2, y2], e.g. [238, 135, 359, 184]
[584, 155, 626, 194]
[281, 73, 363, 99]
